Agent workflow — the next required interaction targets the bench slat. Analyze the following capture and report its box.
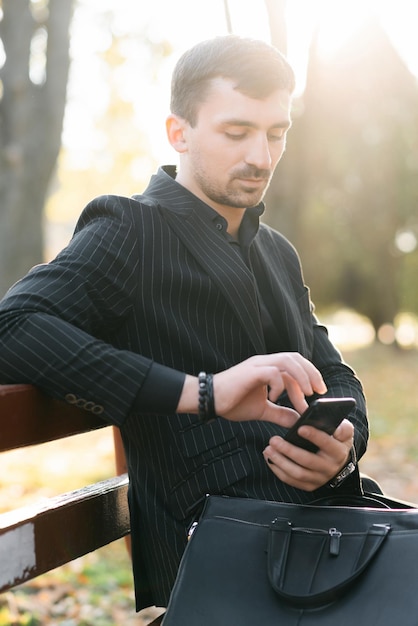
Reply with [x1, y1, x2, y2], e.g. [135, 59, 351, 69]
[0, 474, 130, 592]
[0, 384, 105, 452]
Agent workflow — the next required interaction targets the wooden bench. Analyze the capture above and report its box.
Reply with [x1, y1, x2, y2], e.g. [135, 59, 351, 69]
[0, 383, 131, 593]
[0, 383, 166, 624]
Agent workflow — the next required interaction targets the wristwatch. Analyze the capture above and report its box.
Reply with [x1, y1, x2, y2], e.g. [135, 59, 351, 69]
[328, 446, 357, 488]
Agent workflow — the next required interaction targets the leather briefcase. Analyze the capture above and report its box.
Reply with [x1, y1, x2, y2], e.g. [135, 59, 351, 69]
[162, 493, 418, 625]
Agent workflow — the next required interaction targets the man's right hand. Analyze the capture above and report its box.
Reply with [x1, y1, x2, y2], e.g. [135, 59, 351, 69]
[177, 352, 327, 428]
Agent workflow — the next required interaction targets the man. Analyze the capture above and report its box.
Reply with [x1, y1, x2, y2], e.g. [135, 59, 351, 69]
[0, 36, 368, 614]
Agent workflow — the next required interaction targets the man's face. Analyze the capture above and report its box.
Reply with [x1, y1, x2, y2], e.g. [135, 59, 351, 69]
[176, 78, 292, 214]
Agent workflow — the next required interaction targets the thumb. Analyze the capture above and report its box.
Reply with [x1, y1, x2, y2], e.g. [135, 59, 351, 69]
[259, 403, 301, 428]
[332, 419, 354, 443]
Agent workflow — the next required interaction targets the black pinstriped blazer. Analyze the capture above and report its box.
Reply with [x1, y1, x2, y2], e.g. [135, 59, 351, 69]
[0, 167, 368, 610]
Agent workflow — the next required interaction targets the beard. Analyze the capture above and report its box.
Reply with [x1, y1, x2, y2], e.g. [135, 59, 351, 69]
[191, 160, 273, 209]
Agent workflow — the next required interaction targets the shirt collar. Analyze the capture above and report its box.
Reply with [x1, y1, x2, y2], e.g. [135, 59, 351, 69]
[157, 165, 265, 247]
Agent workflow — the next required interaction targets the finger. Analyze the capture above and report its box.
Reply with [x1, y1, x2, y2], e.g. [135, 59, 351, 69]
[265, 434, 321, 468]
[271, 353, 327, 396]
[263, 366, 310, 406]
[258, 404, 301, 428]
[278, 372, 309, 415]
[297, 419, 354, 451]
[332, 419, 354, 443]
[264, 435, 341, 491]
[262, 445, 321, 491]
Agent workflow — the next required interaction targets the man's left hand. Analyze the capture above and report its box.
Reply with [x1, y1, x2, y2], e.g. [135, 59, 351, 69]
[263, 418, 354, 491]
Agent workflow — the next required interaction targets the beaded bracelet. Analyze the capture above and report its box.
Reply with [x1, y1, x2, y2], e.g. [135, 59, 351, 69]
[198, 371, 217, 423]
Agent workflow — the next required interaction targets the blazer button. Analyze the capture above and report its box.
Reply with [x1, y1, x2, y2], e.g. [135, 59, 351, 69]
[65, 393, 77, 405]
[92, 405, 104, 415]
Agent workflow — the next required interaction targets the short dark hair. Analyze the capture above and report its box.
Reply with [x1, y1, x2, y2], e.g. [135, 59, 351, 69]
[170, 35, 296, 126]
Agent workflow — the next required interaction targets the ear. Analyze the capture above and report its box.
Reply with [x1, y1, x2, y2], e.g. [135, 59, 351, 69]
[166, 114, 189, 153]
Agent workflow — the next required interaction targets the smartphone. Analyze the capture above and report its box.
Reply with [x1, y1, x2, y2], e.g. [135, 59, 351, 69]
[284, 397, 356, 453]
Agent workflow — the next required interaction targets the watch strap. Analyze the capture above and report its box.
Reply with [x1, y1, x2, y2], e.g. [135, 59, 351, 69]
[328, 446, 357, 488]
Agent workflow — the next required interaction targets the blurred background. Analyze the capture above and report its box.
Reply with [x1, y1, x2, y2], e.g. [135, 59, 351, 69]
[1, 0, 418, 623]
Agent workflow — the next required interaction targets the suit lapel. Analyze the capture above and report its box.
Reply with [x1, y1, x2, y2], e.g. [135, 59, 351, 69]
[160, 205, 266, 355]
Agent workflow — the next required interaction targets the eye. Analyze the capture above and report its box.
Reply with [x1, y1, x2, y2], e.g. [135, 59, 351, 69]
[225, 131, 247, 141]
[268, 131, 286, 142]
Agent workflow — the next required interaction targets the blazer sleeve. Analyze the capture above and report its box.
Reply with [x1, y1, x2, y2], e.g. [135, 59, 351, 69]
[261, 226, 369, 460]
[308, 314, 369, 459]
[0, 194, 184, 425]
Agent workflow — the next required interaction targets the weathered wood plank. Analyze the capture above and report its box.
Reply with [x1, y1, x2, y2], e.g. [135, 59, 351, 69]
[0, 474, 130, 592]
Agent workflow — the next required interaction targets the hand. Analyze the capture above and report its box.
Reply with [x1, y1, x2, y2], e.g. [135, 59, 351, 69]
[262, 418, 354, 491]
[178, 352, 327, 428]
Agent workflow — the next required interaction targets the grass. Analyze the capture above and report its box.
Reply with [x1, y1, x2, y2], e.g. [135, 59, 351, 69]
[1, 341, 418, 623]
[0, 543, 145, 626]
[342, 342, 418, 502]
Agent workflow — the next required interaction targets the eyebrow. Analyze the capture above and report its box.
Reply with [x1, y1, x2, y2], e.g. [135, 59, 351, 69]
[220, 119, 292, 130]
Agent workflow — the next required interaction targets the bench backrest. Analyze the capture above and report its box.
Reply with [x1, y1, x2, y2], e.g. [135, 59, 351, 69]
[0, 384, 130, 593]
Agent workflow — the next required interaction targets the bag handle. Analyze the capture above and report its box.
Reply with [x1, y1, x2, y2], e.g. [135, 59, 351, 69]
[267, 517, 390, 608]
[310, 493, 392, 508]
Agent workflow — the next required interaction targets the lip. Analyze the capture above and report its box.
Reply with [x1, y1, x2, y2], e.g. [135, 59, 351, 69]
[238, 178, 267, 185]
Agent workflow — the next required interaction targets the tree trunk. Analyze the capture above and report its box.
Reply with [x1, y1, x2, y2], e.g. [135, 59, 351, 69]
[0, 0, 74, 296]
[264, 0, 287, 54]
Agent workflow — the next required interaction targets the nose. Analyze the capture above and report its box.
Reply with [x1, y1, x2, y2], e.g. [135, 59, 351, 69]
[245, 134, 272, 171]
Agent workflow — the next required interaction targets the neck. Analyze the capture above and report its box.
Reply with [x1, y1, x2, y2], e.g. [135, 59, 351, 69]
[221, 207, 245, 239]
[174, 172, 246, 238]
